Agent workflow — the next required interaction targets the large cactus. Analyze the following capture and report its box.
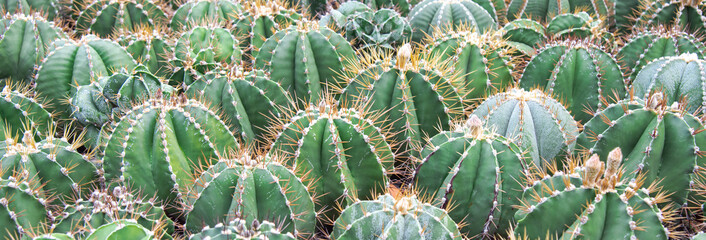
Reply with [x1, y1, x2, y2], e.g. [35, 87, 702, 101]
[85, 219, 157, 240]
[101, 95, 239, 215]
[269, 97, 395, 224]
[519, 39, 626, 123]
[117, 26, 174, 78]
[506, 0, 610, 22]
[576, 92, 706, 207]
[189, 219, 296, 240]
[0, 0, 61, 19]
[233, 0, 301, 64]
[331, 193, 463, 239]
[170, 0, 243, 32]
[0, 176, 51, 239]
[173, 24, 242, 76]
[515, 149, 678, 239]
[183, 151, 315, 238]
[255, 20, 356, 107]
[0, 13, 66, 84]
[633, 0, 706, 34]
[413, 116, 527, 237]
[75, 0, 169, 38]
[185, 69, 290, 145]
[408, 0, 498, 43]
[630, 53, 706, 115]
[0, 85, 54, 141]
[472, 88, 579, 168]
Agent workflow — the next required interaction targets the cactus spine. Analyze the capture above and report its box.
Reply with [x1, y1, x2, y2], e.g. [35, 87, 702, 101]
[170, 0, 243, 32]
[633, 0, 706, 34]
[118, 26, 174, 78]
[85, 219, 157, 240]
[0, 85, 54, 141]
[233, 0, 301, 63]
[0, 176, 51, 239]
[408, 0, 498, 43]
[189, 219, 296, 240]
[0, 0, 61, 19]
[75, 0, 169, 38]
[173, 24, 242, 74]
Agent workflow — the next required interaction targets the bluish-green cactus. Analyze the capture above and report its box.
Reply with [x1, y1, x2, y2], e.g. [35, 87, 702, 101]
[501, 18, 546, 56]
[233, 0, 301, 64]
[0, 0, 61, 20]
[117, 26, 174, 78]
[85, 219, 156, 240]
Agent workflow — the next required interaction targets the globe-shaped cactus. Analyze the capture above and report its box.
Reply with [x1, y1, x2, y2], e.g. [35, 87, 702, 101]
[0, 176, 51, 239]
[0, 85, 54, 141]
[408, 0, 498, 43]
[189, 219, 295, 240]
[173, 24, 242, 74]
[0, 0, 61, 19]
[321, 2, 410, 50]
[233, 0, 301, 64]
[506, 0, 610, 22]
[633, 0, 706, 34]
[75, 0, 169, 38]
[170, 0, 243, 32]
[85, 219, 157, 240]
[117, 26, 174, 78]
[501, 18, 546, 56]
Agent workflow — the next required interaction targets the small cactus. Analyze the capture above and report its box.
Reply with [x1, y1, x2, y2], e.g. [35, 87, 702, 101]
[233, 0, 301, 64]
[408, 0, 498, 43]
[189, 219, 296, 240]
[0, 0, 61, 20]
[506, 0, 610, 22]
[633, 0, 706, 34]
[173, 24, 242, 74]
[0, 176, 52, 239]
[501, 18, 547, 56]
[117, 25, 174, 78]
[75, 0, 169, 38]
[170, 0, 243, 32]
[85, 219, 156, 240]
[321, 2, 411, 50]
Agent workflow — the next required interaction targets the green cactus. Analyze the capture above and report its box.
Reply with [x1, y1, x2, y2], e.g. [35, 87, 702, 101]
[339, 45, 466, 159]
[255, 20, 356, 108]
[53, 186, 174, 239]
[183, 151, 315, 238]
[117, 26, 174, 78]
[408, 0, 498, 43]
[413, 115, 528, 237]
[173, 24, 242, 76]
[331, 193, 463, 239]
[189, 219, 296, 240]
[514, 149, 677, 239]
[617, 26, 705, 85]
[0, 85, 54, 141]
[506, 0, 610, 22]
[361, 0, 411, 16]
[102, 95, 239, 216]
[85, 219, 156, 240]
[185, 69, 290, 145]
[630, 53, 706, 115]
[576, 92, 706, 207]
[34, 35, 136, 120]
[614, 0, 642, 32]
[0, 13, 66, 84]
[170, 0, 243, 32]
[0, 0, 61, 20]
[319, 1, 369, 28]
[0, 176, 51, 239]
[501, 18, 546, 56]
[321, 2, 411, 50]
[472, 88, 578, 168]
[33, 233, 74, 240]
[233, 0, 301, 64]
[269, 97, 395, 224]
[285, 0, 326, 19]
[519, 39, 626, 123]
[75, 0, 169, 38]
[546, 12, 613, 43]
[428, 28, 516, 104]
[633, 0, 706, 34]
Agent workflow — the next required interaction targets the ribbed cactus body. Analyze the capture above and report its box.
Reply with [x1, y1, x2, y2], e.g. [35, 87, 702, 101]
[255, 21, 356, 107]
[472, 89, 578, 168]
[408, 0, 497, 43]
[34, 35, 136, 119]
[506, 0, 610, 22]
[0, 178, 50, 240]
[85, 219, 155, 240]
[33, 233, 74, 240]
[576, 94, 706, 206]
[189, 219, 296, 240]
[630, 53, 706, 115]
[519, 40, 625, 123]
[0, 14, 65, 84]
[185, 70, 289, 145]
[501, 19, 546, 56]
[321, 2, 410, 50]
[362, 0, 411, 16]
[0, 86, 53, 141]
[618, 28, 705, 85]
[634, 0, 706, 34]
[184, 155, 315, 237]
[0, 130, 99, 204]
[170, 0, 243, 32]
[174, 25, 242, 74]
[428, 30, 515, 103]
[0, 0, 60, 19]
[76, 0, 169, 38]
[102, 97, 239, 215]
[546, 12, 611, 43]
[270, 102, 394, 223]
[233, 1, 301, 63]
[118, 27, 174, 78]
[331, 193, 463, 239]
[413, 117, 527, 237]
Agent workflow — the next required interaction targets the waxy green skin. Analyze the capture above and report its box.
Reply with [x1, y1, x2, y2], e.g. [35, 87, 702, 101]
[102, 98, 239, 216]
[0, 179, 50, 240]
[617, 28, 705, 85]
[408, 0, 497, 43]
[0, 0, 61, 20]
[361, 0, 411, 16]
[170, 0, 243, 32]
[270, 107, 394, 223]
[633, 0, 706, 34]
[76, 0, 169, 38]
[34, 35, 137, 120]
[414, 128, 527, 237]
[86, 219, 155, 240]
[501, 18, 546, 56]
[189, 219, 296, 240]
[321, 2, 411, 50]
[472, 89, 579, 168]
[255, 25, 356, 108]
[118, 30, 174, 78]
[506, 0, 610, 23]
[0, 86, 54, 141]
[331, 194, 463, 240]
[576, 98, 706, 206]
[232, 5, 301, 64]
[185, 70, 290, 145]
[546, 12, 612, 43]
[184, 159, 315, 237]
[174, 26, 242, 75]
[33, 233, 75, 240]
[630, 55, 706, 115]
[0, 14, 66, 84]
[519, 40, 626, 124]
[515, 172, 670, 239]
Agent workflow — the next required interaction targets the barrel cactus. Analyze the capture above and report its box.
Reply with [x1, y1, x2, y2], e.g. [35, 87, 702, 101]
[331, 192, 463, 239]
[101, 95, 239, 215]
[85, 219, 157, 240]
[361, 0, 411, 16]
[506, 0, 610, 22]
[339, 44, 466, 158]
[173, 24, 242, 76]
[501, 18, 546, 56]
[269, 97, 395, 223]
[183, 150, 315, 238]
[408, 0, 498, 43]
[630, 53, 706, 115]
[428, 28, 516, 104]
[170, 0, 243, 32]
[576, 92, 706, 207]
[189, 219, 295, 240]
[618, 26, 706, 85]
[33, 233, 74, 240]
[0, 0, 61, 19]
[633, 0, 706, 34]
[515, 149, 678, 239]
[255, 20, 356, 107]
[0, 13, 66, 84]
[519, 39, 626, 123]
[413, 115, 527, 237]
[185, 69, 290, 145]
[233, 0, 301, 63]
[117, 26, 174, 78]
[320, 2, 410, 50]
[0, 176, 51, 239]
[472, 88, 579, 168]
[0, 85, 54, 141]
[75, 0, 169, 38]
[546, 12, 612, 43]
